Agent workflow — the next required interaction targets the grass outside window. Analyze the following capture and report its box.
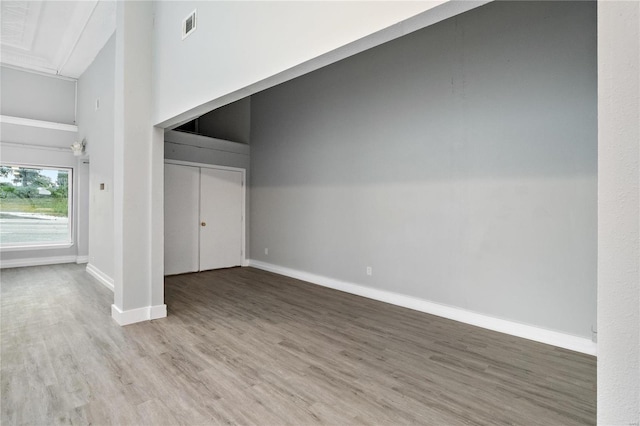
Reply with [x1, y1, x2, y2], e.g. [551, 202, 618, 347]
[0, 165, 72, 247]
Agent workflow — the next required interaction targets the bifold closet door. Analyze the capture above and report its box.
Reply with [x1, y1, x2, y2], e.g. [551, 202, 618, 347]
[199, 168, 243, 271]
[164, 164, 200, 275]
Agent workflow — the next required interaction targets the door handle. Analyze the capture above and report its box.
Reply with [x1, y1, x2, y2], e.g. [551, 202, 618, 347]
[201, 222, 207, 227]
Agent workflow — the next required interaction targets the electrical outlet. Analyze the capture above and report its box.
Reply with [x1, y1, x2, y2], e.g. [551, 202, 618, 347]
[366, 266, 372, 276]
[265, 248, 268, 255]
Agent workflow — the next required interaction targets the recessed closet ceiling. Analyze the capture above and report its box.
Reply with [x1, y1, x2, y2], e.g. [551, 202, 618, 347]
[1, 0, 115, 78]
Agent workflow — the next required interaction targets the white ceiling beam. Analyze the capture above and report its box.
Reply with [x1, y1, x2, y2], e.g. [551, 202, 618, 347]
[0, 115, 78, 132]
[54, 0, 99, 74]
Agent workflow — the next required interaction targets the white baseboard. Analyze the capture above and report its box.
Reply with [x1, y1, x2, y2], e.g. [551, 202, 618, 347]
[248, 260, 597, 356]
[86, 263, 114, 292]
[76, 255, 89, 264]
[150, 304, 167, 320]
[0, 255, 77, 269]
[111, 303, 167, 326]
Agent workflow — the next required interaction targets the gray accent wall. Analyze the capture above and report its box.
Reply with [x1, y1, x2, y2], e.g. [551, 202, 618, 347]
[250, 1, 597, 338]
[77, 34, 116, 280]
[196, 98, 251, 144]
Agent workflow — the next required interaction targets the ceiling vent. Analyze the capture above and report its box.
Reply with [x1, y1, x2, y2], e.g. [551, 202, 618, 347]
[182, 9, 197, 40]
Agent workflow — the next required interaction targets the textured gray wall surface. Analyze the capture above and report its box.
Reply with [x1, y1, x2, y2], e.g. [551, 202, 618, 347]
[250, 1, 596, 337]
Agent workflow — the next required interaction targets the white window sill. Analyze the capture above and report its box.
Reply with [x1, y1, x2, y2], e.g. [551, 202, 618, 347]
[0, 242, 74, 252]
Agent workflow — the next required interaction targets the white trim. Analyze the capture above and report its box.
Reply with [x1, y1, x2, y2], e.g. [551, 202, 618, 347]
[0, 115, 78, 132]
[150, 304, 168, 320]
[0, 156, 77, 169]
[111, 304, 168, 326]
[164, 130, 250, 155]
[0, 164, 75, 247]
[86, 263, 114, 292]
[0, 64, 78, 82]
[56, 0, 101, 75]
[111, 305, 148, 326]
[74, 80, 78, 125]
[0, 255, 77, 269]
[165, 159, 246, 173]
[76, 255, 89, 264]
[164, 160, 247, 269]
[248, 260, 597, 356]
[1, 242, 74, 252]
[0, 141, 75, 153]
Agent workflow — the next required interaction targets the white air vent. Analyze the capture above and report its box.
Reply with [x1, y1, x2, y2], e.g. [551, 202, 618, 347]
[182, 9, 197, 40]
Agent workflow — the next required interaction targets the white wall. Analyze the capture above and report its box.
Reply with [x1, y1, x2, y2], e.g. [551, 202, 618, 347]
[0, 66, 77, 149]
[0, 66, 75, 124]
[77, 34, 116, 280]
[597, 1, 640, 424]
[112, 0, 165, 323]
[152, 1, 490, 128]
[250, 1, 596, 341]
[0, 67, 84, 266]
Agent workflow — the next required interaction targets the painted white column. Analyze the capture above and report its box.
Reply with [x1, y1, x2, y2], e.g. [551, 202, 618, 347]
[76, 157, 90, 262]
[112, 0, 166, 324]
[150, 125, 165, 310]
[597, 1, 640, 424]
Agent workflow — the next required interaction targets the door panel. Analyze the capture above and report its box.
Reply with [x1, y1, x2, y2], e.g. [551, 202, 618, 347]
[199, 168, 243, 271]
[164, 164, 200, 275]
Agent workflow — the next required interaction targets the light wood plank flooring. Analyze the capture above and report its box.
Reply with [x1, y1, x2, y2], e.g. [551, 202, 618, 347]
[1, 264, 595, 425]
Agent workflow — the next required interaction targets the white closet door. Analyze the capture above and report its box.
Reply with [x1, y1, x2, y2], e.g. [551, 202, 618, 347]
[164, 164, 200, 275]
[199, 168, 243, 271]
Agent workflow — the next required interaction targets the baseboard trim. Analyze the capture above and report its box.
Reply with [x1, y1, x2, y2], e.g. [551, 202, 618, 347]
[111, 304, 167, 326]
[150, 304, 167, 320]
[76, 255, 89, 264]
[0, 255, 77, 269]
[248, 260, 597, 356]
[86, 263, 114, 292]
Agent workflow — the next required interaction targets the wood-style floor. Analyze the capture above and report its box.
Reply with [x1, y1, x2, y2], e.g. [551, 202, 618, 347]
[1, 264, 595, 425]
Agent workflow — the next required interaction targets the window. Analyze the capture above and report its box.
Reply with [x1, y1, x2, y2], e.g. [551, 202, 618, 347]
[0, 165, 72, 249]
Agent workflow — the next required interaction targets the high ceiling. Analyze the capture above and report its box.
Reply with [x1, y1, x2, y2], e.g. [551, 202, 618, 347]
[1, 0, 116, 79]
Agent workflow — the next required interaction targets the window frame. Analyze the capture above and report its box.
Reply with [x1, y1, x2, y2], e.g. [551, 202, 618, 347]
[0, 162, 74, 251]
